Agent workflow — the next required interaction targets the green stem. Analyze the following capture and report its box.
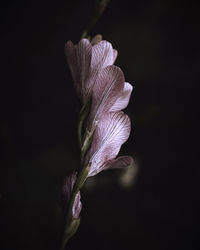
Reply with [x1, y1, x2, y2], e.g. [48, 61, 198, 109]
[78, 103, 87, 147]
[78, 99, 92, 148]
[60, 166, 90, 250]
[60, 1, 111, 247]
[81, 30, 88, 39]
[81, 0, 110, 39]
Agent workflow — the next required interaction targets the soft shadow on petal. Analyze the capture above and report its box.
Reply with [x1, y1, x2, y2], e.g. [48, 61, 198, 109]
[84, 41, 115, 97]
[103, 156, 134, 170]
[113, 49, 118, 63]
[91, 41, 114, 71]
[76, 39, 92, 101]
[65, 39, 92, 101]
[65, 37, 118, 104]
[72, 191, 82, 219]
[62, 172, 77, 204]
[62, 172, 82, 218]
[110, 82, 133, 112]
[86, 112, 131, 176]
[89, 65, 125, 129]
[65, 41, 78, 86]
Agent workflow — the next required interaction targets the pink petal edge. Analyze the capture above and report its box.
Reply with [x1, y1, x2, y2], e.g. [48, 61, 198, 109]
[86, 112, 131, 176]
[110, 82, 133, 112]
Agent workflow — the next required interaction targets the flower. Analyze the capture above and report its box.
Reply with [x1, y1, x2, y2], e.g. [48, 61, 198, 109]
[65, 36, 117, 104]
[62, 30, 133, 248]
[84, 111, 133, 177]
[62, 172, 82, 219]
[87, 66, 133, 131]
[65, 35, 133, 177]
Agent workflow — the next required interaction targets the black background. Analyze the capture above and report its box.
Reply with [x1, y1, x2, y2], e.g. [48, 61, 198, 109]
[0, 0, 199, 249]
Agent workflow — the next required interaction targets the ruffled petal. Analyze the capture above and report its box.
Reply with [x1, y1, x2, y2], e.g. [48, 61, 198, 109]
[110, 82, 133, 112]
[88, 65, 125, 129]
[86, 112, 131, 176]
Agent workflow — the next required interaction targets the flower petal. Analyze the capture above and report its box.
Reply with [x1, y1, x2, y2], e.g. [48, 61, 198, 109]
[85, 112, 131, 176]
[65, 39, 92, 102]
[65, 38, 118, 104]
[110, 82, 133, 112]
[103, 156, 134, 171]
[88, 65, 125, 129]
[72, 191, 82, 219]
[91, 40, 115, 71]
[113, 49, 118, 63]
[84, 41, 116, 99]
[62, 172, 77, 203]
[76, 39, 92, 101]
[62, 172, 82, 218]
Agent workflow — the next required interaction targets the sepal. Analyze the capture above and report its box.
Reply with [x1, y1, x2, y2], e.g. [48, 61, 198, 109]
[61, 218, 80, 250]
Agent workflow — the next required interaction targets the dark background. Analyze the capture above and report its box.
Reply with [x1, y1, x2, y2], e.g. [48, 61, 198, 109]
[0, 0, 199, 249]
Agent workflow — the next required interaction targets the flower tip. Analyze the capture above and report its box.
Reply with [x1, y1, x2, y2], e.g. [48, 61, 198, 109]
[65, 40, 73, 48]
[91, 34, 103, 45]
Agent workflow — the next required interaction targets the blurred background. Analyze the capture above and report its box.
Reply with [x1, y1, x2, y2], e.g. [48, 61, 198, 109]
[0, 0, 199, 249]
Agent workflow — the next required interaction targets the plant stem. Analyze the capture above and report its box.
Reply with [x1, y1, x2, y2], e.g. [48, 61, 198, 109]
[81, 0, 110, 38]
[78, 105, 86, 147]
[61, 1, 111, 247]
[60, 165, 90, 250]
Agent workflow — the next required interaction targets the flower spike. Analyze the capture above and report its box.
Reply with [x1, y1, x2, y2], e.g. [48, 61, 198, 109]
[62, 34, 133, 248]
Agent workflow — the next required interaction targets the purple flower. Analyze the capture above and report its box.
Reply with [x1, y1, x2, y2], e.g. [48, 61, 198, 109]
[62, 31, 134, 248]
[65, 35, 133, 178]
[87, 66, 133, 131]
[65, 36, 117, 104]
[62, 172, 82, 219]
[85, 112, 133, 176]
